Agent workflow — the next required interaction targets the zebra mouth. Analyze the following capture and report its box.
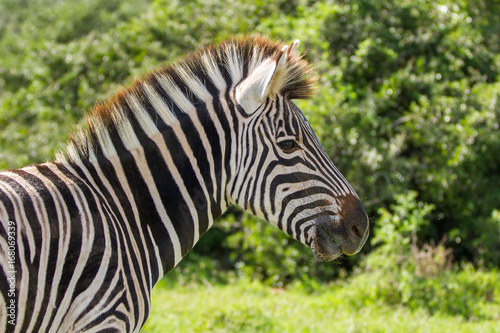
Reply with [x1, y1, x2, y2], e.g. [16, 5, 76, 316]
[311, 223, 344, 261]
[310, 216, 366, 261]
[310, 198, 369, 261]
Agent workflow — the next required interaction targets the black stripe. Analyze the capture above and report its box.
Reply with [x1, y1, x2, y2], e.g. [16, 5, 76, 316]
[0, 182, 22, 333]
[287, 200, 333, 236]
[277, 186, 336, 231]
[292, 211, 337, 241]
[211, 96, 231, 209]
[107, 126, 176, 273]
[147, 129, 196, 255]
[0, 171, 54, 332]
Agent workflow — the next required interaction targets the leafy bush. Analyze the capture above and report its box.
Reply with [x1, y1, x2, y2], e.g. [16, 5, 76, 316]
[362, 190, 439, 274]
[223, 209, 344, 286]
[345, 263, 500, 320]
[354, 191, 499, 320]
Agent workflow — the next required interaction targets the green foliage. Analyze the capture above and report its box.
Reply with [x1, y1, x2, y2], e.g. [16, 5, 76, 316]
[222, 209, 342, 287]
[0, 0, 153, 168]
[372, 191, 435, 250]
[345, 264, 500, 321]
[173, 207, 344, 287]
[352, 192, 498, 320]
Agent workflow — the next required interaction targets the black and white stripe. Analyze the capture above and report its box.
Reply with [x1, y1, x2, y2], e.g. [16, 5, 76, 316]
[0, 36, 369, 332]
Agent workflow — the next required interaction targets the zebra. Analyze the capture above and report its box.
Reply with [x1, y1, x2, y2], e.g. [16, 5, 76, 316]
[0, 36, 369, 332]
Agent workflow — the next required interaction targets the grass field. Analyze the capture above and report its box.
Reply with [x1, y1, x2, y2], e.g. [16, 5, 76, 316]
[141, 277, 500, 333]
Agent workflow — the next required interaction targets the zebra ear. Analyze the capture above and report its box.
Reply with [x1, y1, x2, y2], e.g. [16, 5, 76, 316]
[235, 45, 289, 114]
[289, 39, 300, 56]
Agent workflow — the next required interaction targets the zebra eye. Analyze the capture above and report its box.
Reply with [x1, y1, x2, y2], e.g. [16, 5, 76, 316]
[277, 139, 300, 152]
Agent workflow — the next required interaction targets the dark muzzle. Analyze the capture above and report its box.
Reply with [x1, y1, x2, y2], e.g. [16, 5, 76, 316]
[312, 194, 369, 261]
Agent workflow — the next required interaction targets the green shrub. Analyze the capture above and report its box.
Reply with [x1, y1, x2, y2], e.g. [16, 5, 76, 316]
[354, 191, 499, 320]
[224, 208, 344, 287]
[348, 263, 500, 320]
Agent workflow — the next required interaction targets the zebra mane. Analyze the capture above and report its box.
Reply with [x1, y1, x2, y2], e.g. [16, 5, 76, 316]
[56, 36, 317, 164]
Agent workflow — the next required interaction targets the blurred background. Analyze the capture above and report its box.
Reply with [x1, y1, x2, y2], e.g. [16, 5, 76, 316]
[1, 0, 499, 331]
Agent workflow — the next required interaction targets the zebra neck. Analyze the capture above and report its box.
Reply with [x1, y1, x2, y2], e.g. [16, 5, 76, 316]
[74, 104, 229, 280]
[56, 51, 243, 278]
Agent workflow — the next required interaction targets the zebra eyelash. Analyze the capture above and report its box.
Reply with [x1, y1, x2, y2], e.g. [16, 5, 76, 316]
[276, 136, 298, 144]
[276, 136, 301, 152]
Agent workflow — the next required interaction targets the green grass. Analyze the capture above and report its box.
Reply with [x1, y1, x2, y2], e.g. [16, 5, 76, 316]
[141, 277, 500, 333]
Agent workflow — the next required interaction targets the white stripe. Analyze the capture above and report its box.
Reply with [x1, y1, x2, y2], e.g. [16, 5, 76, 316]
[201, 52, 227, 92]
[0, 179, 32, 333]
[47, 182, 96, 331]
[223, 43, 243, 89]
[90, 118, 116, 158]
[115, 117, 184, 265]
[146, 224, 163, 283]
[26, 166, 72, 332]
[142, 83, 178, 125]
[2, 170, 53, 333]
[127, 94, 160, 138]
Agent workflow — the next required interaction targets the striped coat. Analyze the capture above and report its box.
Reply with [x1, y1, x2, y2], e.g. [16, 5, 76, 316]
[0, 36, 369, 332]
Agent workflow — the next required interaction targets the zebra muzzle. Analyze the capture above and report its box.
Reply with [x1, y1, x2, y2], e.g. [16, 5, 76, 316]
[311, 196, 369, 261]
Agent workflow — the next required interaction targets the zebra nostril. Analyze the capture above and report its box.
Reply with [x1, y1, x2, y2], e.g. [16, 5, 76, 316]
[339, 194, 369, 247]
[346, 209, 368, 242]
[351, 224, 361, 239]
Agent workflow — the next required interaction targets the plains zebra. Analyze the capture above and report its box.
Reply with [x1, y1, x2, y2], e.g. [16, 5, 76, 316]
[0, 36, 369, 332]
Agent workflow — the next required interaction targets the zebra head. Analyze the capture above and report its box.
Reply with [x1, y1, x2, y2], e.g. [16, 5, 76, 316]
[229, 39, 369, 261]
